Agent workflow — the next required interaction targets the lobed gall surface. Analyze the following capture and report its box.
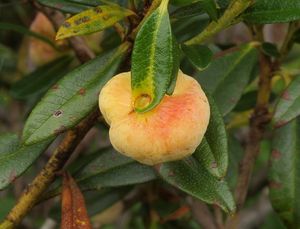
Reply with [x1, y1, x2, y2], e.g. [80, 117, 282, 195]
[99, 70, 210, 165]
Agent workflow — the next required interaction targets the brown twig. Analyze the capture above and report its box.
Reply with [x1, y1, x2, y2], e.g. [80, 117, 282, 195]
[0, 110, 99, 228]
[225, 26, 273, 228]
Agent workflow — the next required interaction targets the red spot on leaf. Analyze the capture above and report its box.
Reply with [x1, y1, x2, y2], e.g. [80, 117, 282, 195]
[275, 120, 288, 128]
[9, 170, 17, 183]
[281, 91, 290, 100]
[168, 171, 175, 177]
[78, 88, 86, 96]
[54, 125, 67, 135]
[269, 181, 282, 189]
[271, 149, 281, 159]
[52, 84, 59, 90]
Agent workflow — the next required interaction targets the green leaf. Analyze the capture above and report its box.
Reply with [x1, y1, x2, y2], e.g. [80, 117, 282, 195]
[11, 56, 73, 100]
[226, 135, 244, 190]
[172, 14, 210, 43]
[181, 44, 212, 71]
[195, 43, 258, 116]
[76, 148, 157, 189]
[199, 0, 218, 21]
[56, 4, 134, 40]
[194, 96, 228, 178]
[171, 2, 205, 19]
[0, 44, 17, 75]
[132, 0, 179, 112]
[274, 76, 300, 127]
[22, 43, 129, 145]
[157, 156, 236, 213]
[217, 0, 229, 8]
[0, 133, 51, 190]
[234, 90, 257, 112]
[86, 188, 130, 216]
[0, 23, 57, 49]
[171, 0, 217, 20]
[261, 42, 280, 58]
[269, 118, 300, 227]
[166, 37, 180, 95]
[38, 0, 91, 14]
[243, 0, 300, 24]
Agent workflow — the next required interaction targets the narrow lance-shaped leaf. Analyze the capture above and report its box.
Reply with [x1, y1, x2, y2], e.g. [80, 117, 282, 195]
[170, 0, 217, 20]
[76, 148, 156, 190]
[11, 56, 73, 100]
[43, 148, 156, 199]
[0, 22, 56, 49]
[195, 42, 258, 116]
[56, 4, 135, 40]
[61, 172, 92, 229]
[38, 0, 91, 14]
[22, 42, 130, 145]
[269, 118, 300, 227]
[0, 133, 51, 190]
[243, 0, 300, 24]
[194, 95, 228, 178]
[131, 0, 179, 113]
[157, 157, 236, 213]
[274, 76, 300, 127]
[199, 0, 218, 21]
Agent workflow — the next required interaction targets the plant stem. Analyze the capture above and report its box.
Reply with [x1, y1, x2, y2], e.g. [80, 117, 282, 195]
[185, 0, 253, 45]
[278, 22, 299, 62]
[226, 26, 273, 228]
[0, 110, 99, 229]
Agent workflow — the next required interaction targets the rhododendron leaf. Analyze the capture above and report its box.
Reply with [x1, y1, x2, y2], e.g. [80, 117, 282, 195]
[194, 96, 228, 178]
[0, 133, 51, 190]
[43, 147, 156, 199]
[158, 157, 236, 213]
[11, 56, 73, 100]
[132, 0, 179, 112]
[38, 0, 91, 14]
[76, 148, 156, 189]
[23, 43, 129, 145]
[56, 4, 134, 40]
[181, 44, 212, 71]
[269, 118, 300, 227]
[195, 43, 258, 116]
[274, 76, 300, 128]
[243, 0, 300, 24]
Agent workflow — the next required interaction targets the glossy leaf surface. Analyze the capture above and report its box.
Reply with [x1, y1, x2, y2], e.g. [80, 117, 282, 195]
[23, 43, 129, 145]
[195, 43, 258, 115]
[243, 0, 300, 24]
[194, 96, 228, 178]
[158, 157, 235, 213]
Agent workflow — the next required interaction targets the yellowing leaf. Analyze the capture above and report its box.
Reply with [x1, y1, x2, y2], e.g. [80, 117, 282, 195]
[56, 4, 135, 40]
[61, 172, 92, 229]
[131, 0, 179, 113]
